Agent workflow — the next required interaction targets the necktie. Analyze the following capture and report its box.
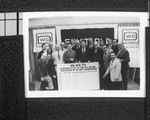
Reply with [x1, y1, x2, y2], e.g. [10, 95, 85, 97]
[58, 51, 60, 60]
[95, 49, 97, 53]
[82, 48, 85, 54]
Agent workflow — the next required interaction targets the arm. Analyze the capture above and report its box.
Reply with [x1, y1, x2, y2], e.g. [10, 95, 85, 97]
[115, 60, 122, 79]
[103, 64, 111, 78]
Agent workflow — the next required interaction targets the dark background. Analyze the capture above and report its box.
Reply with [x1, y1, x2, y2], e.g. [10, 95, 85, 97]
[61, 28, 114, 44]
[0, 0, 150, 120]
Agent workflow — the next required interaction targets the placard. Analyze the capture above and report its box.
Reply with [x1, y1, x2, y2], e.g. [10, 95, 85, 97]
[57, 62, 99, 90]
[23, 12, 148, 98]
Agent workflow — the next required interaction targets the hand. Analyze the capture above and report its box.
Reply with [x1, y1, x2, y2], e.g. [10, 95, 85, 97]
[41, 77, 44, 81]
[119, 59, 123, 62]
[78, 61, 81, 63]
[88, 60, 90, 63]
[103, 74, 107, 78]
[47, 75, 52, 82]
[70, 58, 74, 61]
[53, 75, 56, 78]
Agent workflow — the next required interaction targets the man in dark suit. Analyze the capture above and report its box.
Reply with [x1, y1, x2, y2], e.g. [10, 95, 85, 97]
[36, 53, 54, 90]
[88, 38, 95, 62]
[72, 40, 81, 52]
[37, 43, 48, 60]
[93, 41, 104, 89]
[46, 53, 58, 90]
[76, 40, 91, 63]
[63, 43, 76, 63]
[117, 44, 130, 90]
[112, 39, 119, 55]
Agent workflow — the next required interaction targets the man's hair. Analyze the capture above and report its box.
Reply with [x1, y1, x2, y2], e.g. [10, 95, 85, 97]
[41, 43, 47, 47]
[110, 51, 117, 56]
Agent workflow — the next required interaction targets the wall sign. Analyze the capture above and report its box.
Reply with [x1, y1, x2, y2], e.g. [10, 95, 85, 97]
[122, 29, 139, 43]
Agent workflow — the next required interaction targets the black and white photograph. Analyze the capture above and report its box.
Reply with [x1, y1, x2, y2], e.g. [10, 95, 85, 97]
[23, 12, 148, 98]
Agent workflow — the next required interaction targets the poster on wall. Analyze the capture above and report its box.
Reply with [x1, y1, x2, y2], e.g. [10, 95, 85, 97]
[33, 28, 56, 53]
[23, 12, 148, 98]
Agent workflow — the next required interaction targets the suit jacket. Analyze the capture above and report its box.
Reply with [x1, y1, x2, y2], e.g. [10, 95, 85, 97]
[117, 48, 130, 70]
[63, 50, 76, 63]
[36, 59, 49, 81]
[76, 46, 91, 62]
[37, 50, 47, 60]
[105, 58, 122, 82]
[46, 58, 56, 77]
[92, 48, 104, 66]
[72, 45, 81, 52]
[111, 44, 119, 55]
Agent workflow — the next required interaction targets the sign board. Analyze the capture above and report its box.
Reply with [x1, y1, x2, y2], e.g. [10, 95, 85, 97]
[122, 29, 139, 43]
[33, 28, 55, 52]
[57, 62, 100, 90]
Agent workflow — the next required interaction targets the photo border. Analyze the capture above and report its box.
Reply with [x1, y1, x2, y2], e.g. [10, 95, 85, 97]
[23, 12, 148, 98]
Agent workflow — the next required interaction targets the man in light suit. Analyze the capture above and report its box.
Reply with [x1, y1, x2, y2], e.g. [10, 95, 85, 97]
[63, 43, 76, 63]
[52, 44, 64, 68]
[103, 52, 122, 90]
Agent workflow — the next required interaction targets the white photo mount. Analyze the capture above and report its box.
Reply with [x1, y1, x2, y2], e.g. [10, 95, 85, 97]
[23, 12, 148, 98]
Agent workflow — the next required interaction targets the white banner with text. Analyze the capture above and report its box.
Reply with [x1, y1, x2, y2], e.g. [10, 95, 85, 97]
[57, 62, 100, 90]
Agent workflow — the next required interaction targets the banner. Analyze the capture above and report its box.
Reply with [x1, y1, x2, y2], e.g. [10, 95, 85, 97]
[56, 24, 117, 44]
[57, 62, 100, 90]
[33, 28, 55, 53]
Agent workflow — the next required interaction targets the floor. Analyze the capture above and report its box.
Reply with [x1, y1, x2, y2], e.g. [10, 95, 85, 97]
[128, 80, 140, 90]
[30, 80, 140, 91]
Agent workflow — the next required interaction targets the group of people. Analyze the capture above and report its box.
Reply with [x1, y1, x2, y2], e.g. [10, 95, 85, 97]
[34, 38, 130, 91]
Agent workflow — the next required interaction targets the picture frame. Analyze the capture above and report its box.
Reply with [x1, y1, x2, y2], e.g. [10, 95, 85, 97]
[23, 12, 148, 98]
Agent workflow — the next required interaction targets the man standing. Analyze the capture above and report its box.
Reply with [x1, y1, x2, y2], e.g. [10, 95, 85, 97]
[102, 45, 113, 71]
[117, 44, 130, 90]
[103, 52, 122, 90]
[46, 53, 58, 90]
[92, 41, 104, 89]
[76, 40, 90, 63]
[36, 53, 54, 90]
[37, 43, 48, 60]
[52, 44, 64, 66]
[112, 39, 119, 55]
[88, 38, 94, 49]
[63, 43, 76, 63]
[72, 40, 81, 52]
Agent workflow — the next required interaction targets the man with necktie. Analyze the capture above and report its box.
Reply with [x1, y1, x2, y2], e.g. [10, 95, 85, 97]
[63, 43, 76, 63]
[92, 41, 104, 89]
[117, 44, 130, 90]
[76, 40, 90, 63]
